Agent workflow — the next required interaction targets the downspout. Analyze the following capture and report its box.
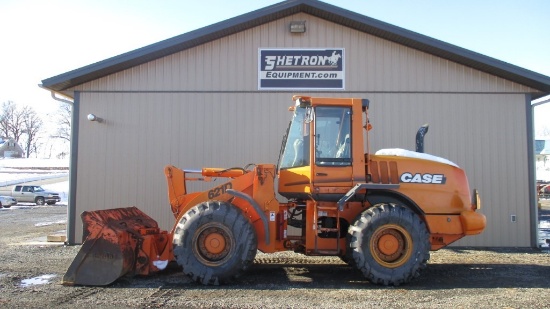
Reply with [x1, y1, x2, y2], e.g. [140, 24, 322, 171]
[41, 86, 78, 245]
[531, 95, 550, 248]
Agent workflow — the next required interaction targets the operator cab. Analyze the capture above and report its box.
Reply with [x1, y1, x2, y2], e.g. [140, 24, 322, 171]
[278, 96, 368, 201]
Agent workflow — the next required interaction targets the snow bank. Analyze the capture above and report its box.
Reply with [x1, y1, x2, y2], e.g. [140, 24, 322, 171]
[0, 173, 68, 187]
[0, 158, 69, 186]
[0, 158, 69, 169]
[536, 160, 550, 181]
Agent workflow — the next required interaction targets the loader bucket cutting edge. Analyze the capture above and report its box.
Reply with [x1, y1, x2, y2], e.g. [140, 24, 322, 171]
[63, 207, 161, 286]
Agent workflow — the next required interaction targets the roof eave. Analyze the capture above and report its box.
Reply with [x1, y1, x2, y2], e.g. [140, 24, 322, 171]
[41, 0, 550, 96]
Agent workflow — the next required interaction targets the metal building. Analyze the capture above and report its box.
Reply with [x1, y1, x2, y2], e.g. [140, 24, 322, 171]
[41, 0, 550, 246]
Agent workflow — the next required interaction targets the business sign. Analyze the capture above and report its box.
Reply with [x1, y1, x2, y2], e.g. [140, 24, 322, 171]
[258, 48, 344, 90]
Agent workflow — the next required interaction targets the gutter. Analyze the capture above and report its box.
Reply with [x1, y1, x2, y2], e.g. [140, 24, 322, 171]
[50, 91, 73, 105]
[37, 84, 74, 105]
[532, 96, 550, 107]
[531, 94, 550, 248]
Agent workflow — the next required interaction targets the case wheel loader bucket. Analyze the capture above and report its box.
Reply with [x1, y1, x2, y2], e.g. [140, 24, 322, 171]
[63, 207, 171, 286]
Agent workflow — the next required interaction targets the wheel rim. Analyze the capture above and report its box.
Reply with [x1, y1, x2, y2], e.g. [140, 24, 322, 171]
[193, 223, 234, 266]
[370, 224, 413, 268]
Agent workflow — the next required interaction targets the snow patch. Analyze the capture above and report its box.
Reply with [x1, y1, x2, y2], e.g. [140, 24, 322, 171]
[0, 158, 69, 169]
[375, 148, 458, 167]
[0, 172, 68, 187]
[0, 158, 69, 187]
[536, 160, 550, 181]
[20, 274, 57, 287]
[34, 220, 66, 227]
[153, 260, 169, 270]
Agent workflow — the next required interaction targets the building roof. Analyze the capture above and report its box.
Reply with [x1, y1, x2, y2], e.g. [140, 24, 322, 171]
[41, 0, 550, 98]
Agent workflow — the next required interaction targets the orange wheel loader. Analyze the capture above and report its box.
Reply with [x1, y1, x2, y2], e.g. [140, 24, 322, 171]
[63, 96, 486, 286]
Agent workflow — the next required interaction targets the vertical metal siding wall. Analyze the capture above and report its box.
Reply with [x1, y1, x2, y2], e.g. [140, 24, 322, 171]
[72, 13, 535, 246]
[75, 92, 292, 241]
[365, 93, 530, 246]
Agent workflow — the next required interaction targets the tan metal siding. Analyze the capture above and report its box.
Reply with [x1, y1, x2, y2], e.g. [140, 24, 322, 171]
[74, 92, 293, 241]
[365, 93, 530, 247]
[75, 92, 530, 247]
[69, 13, 535, 247]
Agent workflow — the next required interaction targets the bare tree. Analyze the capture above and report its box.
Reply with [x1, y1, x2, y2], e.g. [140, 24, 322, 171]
[0, 102, 9, 137]
[1, 101, 25, 142]
[1, 101, 43, 157]
[51, 103, 71, 142]
[21, 107, 43, 158]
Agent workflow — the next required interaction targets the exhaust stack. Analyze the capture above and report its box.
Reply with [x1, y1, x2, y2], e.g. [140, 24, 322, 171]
[416, 124, 429, 153]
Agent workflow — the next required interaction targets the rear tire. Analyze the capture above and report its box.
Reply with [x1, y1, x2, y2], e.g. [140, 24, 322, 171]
[173, 200, 257, 285]
[348, 203, 430, 286]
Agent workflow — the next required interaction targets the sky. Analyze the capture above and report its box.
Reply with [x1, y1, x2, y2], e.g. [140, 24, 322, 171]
[1, 0, 549, 142]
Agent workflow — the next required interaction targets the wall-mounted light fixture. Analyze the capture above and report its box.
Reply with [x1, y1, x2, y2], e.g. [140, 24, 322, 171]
[289, 21, 306, 33]
[87, 114, 103, 123]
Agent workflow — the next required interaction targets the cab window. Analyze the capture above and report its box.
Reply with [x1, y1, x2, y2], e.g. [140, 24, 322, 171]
[315, 106, 351, 166]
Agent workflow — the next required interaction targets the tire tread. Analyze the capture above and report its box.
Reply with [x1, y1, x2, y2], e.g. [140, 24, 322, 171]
[348, 203, 430, 286]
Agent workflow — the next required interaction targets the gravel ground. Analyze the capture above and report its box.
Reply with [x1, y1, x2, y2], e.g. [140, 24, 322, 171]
[1, 205, 549, 309]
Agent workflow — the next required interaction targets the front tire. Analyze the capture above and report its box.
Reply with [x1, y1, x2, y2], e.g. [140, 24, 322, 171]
[35, 197, 45, 206]
[348, 203, 430, 286]
[173, 201, 257, 285]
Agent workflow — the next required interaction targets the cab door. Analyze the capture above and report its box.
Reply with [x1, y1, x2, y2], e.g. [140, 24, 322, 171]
[17, 186, 32, 202]
[312, 106, 353, 193]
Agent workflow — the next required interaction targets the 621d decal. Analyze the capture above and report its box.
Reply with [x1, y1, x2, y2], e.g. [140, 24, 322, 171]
[208, 182, 233, 199]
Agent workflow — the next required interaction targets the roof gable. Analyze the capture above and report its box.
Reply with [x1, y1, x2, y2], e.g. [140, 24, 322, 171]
[0, 137, 24, 157]
[41, 0, 550, 97]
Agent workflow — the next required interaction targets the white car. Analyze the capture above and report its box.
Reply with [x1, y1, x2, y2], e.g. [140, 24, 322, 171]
[0, 195, 17, 208]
